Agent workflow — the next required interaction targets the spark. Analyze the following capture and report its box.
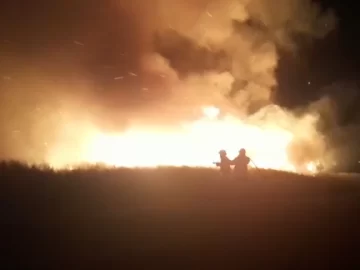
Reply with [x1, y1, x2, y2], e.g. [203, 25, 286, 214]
[73, 40, 84, 46]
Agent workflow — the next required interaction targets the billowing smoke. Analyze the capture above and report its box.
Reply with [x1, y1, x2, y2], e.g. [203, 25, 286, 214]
[307, 82, 360, 171]
[131, 0, 336, 113]
[0, 0, 337, 169]
[136, 0, 337, 169]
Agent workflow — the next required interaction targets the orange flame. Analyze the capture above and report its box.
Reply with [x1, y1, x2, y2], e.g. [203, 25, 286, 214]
[46, 106, 319, 173]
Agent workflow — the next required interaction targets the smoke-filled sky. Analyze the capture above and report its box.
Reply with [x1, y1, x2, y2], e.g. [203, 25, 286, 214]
[0, 0, 358, 163]
[0, 0, 352, 106]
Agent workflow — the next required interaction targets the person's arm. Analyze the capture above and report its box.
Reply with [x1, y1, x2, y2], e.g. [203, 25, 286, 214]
[231, 157, 236, 165]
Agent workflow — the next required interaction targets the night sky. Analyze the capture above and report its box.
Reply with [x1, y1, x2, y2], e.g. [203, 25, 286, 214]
[278, 0, 359, 106]
[0, 0, 359, 163]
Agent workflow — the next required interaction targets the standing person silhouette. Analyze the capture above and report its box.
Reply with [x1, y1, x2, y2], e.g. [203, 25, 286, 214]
[232, 148, 250, 180]
[215, 150, 232, 178]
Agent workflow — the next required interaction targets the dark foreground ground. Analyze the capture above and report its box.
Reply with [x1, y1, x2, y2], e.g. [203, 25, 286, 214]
[1, 162, 360, 269]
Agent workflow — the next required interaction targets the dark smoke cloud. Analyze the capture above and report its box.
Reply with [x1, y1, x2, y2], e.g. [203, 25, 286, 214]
[135, 0, 337, 113]
[306, 81, 360, 170]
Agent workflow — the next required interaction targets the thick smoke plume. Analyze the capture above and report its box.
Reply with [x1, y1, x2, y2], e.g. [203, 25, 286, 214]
[127, 0, 336, 113]
[130, 0, 336, 169]
[0, 0, 336, 167]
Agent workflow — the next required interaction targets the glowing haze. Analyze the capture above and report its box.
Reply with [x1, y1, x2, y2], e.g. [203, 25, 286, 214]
[0, 0, 336, 172]
[45, 104, 324, 173]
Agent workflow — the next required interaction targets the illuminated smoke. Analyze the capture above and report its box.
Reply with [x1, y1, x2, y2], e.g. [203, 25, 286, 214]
[0, 0, 337, 170]
[135, 0, 336, 169]
[131, 0, 336, 112]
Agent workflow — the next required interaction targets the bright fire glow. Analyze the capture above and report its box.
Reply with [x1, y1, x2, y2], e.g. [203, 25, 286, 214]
[46, 106, 319, 173]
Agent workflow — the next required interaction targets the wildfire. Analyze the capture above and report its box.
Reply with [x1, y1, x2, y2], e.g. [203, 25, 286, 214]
[45, 105, 321, 174]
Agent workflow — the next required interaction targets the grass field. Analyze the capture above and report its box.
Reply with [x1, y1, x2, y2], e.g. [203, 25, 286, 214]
[1, 162, 360, 269]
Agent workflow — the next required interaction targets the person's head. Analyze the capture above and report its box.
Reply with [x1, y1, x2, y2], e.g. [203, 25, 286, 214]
[239, 148, 246, 155]
[219, 150, 227, 157]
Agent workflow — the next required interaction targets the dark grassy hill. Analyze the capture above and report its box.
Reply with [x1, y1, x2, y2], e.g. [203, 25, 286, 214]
[1, 162, 359, 269]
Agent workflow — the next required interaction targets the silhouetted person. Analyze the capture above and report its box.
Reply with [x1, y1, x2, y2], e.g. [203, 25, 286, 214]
[215, 150, 232, 178]
[233, 148, 250, 180]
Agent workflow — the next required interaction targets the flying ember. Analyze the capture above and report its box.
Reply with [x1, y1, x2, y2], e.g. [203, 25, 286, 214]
[46, 106, 320, 174]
